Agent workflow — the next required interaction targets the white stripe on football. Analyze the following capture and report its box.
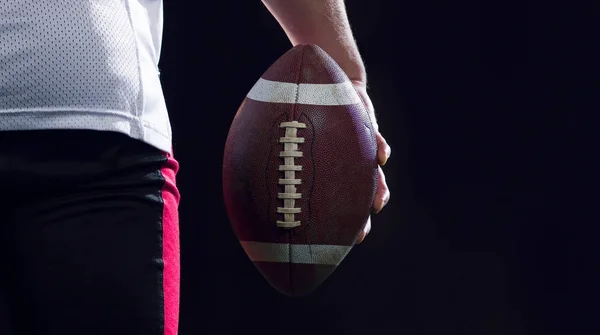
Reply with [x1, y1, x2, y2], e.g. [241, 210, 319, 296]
[246, 78, 360, 106]
[239, 241, 351, 265]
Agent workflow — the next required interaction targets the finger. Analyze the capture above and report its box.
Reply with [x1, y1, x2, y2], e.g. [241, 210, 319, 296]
[363, 217, 372, 236]
[377, 133, 391, 166]
[356, 216, 372, 244]
[373, 166, 390, 213]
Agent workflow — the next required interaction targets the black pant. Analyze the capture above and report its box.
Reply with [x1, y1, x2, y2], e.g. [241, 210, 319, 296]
[0, 130, 180, 335]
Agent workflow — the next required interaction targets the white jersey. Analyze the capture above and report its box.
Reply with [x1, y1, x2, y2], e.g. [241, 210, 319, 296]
[0, 0, 171, 152]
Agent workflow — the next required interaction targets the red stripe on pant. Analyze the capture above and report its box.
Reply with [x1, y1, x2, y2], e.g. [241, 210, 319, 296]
[160, 152, 180, 335]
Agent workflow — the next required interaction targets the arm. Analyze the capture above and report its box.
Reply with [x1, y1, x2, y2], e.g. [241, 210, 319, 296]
[263, 0, 391, 239]
[262, 0, 367, 86]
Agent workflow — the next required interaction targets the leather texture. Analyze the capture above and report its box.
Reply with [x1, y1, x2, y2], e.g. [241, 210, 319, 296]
[223, 45, 378, 296]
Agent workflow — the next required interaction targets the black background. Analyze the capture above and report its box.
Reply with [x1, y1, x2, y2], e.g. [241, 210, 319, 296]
[159, 1, 595, 335]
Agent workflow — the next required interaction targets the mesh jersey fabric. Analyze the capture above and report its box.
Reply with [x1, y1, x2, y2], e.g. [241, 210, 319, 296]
[0, 0, 171, 152]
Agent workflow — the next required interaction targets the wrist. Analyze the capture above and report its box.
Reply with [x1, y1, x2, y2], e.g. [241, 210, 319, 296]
[327, 51, 366, 86]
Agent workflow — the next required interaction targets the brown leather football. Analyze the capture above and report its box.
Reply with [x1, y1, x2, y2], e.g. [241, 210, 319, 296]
[223, 44, 378, 296]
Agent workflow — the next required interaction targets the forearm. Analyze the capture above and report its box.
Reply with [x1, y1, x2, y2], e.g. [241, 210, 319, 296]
[262, 0, 366, 84]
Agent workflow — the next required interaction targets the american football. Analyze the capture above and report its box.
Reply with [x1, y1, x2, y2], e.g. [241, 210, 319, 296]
[222, 44, 378, 296]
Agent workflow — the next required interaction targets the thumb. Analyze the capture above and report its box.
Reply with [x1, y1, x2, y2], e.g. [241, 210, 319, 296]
[356, 216, 372, 244]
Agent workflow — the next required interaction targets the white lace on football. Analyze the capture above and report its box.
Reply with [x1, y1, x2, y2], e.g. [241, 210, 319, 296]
[277, 121, 306, 228]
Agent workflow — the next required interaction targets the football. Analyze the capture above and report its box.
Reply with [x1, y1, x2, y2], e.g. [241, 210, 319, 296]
[222, 44, 378, 296]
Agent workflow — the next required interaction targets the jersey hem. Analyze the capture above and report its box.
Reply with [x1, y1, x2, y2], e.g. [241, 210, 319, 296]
[0, 109, 171, 153]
